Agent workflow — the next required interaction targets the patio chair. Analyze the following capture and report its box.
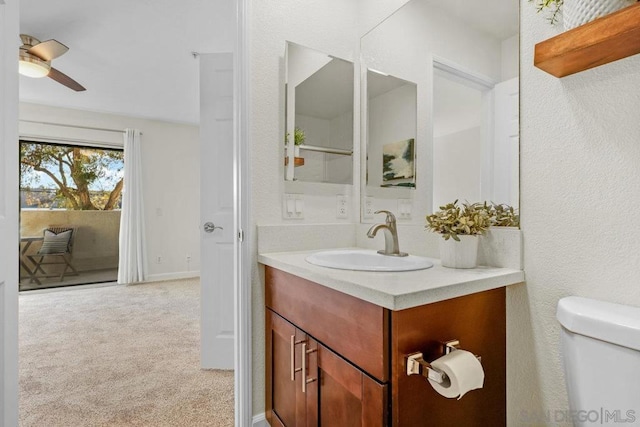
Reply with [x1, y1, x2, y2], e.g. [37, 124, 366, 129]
[27, 226, 79, 283]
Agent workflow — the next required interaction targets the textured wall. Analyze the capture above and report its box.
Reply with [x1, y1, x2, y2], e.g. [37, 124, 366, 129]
[510, 2, 640, 425]
[249, 0, 412, 414]
[250, 0, 359, 412]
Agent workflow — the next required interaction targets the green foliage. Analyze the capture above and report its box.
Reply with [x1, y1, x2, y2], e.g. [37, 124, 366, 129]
[20, 142, 124, 210]
[488, 203, 520, 227]
[529, 0, 563, 25]
[426, 201, 519, 241]
[425, 200, 491, 241]
[285, 127, 306, 146]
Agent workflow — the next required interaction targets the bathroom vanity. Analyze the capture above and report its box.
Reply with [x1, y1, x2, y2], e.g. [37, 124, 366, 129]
[260, 250, 524, 426]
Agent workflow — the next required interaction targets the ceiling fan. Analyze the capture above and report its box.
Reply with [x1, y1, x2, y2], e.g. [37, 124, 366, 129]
[18, 34, 86, 92]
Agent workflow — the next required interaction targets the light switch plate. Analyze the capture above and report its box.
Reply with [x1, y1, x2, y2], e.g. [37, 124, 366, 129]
[283, 194, 304, 219]
[397, 199, 412, 220]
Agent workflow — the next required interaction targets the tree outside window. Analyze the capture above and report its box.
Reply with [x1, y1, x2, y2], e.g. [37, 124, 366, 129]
[20, 141, 124, 210]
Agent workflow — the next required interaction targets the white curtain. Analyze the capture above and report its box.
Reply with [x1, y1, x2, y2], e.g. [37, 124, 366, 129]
[118, 129, 147, 284]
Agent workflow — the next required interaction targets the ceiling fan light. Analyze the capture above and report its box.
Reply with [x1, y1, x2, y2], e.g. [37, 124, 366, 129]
[19, 54, 51, 78]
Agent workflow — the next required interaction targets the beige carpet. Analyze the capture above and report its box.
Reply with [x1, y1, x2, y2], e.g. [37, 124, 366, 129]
[19, 279, 234, 427]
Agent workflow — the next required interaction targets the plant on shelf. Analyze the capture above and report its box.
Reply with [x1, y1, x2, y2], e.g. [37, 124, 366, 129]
[284, 127, 306, 169]
[530, 0, 636, 28]
[488, 203, 520, 227]
[285, 127, 306, 146]
[529, 0, 564, 24]
[425, 200, 491, 241]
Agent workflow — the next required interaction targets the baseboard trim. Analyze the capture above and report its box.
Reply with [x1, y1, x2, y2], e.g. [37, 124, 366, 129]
[252, 413, 267, 427]
[19, 281, 119, 295]
[145, 271, 200, 283]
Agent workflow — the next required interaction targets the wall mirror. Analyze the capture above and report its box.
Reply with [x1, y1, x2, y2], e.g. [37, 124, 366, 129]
[284, 42, 354, 184]
[360, 0, 519, 224]
[366, 70, 417, 192]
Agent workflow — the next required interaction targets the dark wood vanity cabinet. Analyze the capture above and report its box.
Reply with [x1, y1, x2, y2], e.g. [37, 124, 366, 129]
[265, 266, 506, 427]
[267, 310, 387, 426]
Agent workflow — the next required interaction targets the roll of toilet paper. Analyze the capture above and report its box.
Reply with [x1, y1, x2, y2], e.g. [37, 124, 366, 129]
[427, 350, 484, 400]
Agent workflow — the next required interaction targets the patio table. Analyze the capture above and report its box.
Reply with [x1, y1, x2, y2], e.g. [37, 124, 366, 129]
[20, 236, 44, 285]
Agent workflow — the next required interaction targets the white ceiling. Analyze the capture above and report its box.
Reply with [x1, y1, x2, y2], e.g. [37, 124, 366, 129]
[19, 0, 233, 124]
[367, 71, 411, 99]
[295, 59, 354, 120]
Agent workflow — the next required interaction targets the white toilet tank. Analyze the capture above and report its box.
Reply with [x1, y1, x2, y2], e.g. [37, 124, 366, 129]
[557, 296, 640, 426]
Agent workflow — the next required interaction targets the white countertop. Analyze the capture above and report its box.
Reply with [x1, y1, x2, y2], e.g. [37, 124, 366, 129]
[258, 248, 525, 310]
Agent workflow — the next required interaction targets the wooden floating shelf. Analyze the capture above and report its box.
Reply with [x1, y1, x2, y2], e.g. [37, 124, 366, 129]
[284, 156, 305, 167]
[534, 3, 640, 77]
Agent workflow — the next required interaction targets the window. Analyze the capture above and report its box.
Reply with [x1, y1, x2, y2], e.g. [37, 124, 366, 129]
[20, 140, 124, 211]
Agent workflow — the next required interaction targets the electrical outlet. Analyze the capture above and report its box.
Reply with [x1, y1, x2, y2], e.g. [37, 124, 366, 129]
[336, 195, 349, 219]
[283, 193, 304, 219]
[156, 255, 163, 264]
[186, 254, 192, 262]
[364, 197, 374, 219]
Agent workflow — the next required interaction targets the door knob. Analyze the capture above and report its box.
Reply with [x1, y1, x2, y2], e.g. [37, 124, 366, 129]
[204, 222, 223, 233]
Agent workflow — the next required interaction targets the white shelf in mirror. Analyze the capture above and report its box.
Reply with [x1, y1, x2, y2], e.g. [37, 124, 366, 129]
[299, 144, 352, 156]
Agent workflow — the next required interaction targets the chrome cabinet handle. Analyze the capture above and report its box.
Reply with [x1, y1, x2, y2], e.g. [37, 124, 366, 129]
[301, 342, 317, 393]
[290, 335, 303, 381]
[203, 222, 223, 233]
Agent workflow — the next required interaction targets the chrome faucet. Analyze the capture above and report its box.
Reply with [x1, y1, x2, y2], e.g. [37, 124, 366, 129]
[367, 210, 408, 257]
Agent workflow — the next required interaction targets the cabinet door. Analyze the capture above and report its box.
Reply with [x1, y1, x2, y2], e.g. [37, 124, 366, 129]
[305, 338, 388, 427]
[266, 310, 307, 426]
[391, 287, 506, 426]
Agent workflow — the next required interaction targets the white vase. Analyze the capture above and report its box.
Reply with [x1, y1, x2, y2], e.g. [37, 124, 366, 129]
[563, 0, 635, 29]
[286, 144, 301, 158]
[439, 234, 479, 269]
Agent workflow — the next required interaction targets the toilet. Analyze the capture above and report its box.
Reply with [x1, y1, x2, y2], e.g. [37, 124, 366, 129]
[557, 296, 640, 426]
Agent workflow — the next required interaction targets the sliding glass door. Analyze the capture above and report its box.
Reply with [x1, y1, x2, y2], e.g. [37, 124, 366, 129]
[19, 140, 123, 290]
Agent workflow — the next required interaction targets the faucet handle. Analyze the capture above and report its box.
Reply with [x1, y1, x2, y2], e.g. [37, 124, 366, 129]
[374, 210, 397, 225]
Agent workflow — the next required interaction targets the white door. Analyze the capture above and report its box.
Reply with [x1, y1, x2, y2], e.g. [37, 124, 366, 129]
[1, 0, 20, 425]
[493, 77, 519, 207]
[199, 53, 234, 369]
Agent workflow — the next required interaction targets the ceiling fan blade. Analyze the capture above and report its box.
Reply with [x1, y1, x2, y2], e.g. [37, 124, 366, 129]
[48, 67, 86, 92]
[27, 39, 69, 61]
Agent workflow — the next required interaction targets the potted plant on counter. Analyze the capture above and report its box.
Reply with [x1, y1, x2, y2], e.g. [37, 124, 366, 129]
[426, 200, 491, 269]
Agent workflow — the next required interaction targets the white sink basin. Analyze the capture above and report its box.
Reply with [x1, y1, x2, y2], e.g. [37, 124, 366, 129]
[305, 249, 434, 272]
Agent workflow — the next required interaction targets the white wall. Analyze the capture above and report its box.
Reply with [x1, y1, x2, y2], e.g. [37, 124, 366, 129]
[501, 34, 519, 81]
[367, 83, 416, 189]
[510, 2, 640, 425]
[294, 111, 354, 184]
[433, 127, 482, 208]
[287, 43, 333, 88]
[19, 103, 200, 281]
[431, 70, 484, 209]
[325, 111, 354, 184]
[250, 0, 372, 414]
[294, 114, 330, 182]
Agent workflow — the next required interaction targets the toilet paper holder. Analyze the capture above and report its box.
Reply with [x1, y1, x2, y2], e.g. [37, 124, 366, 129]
[405, 339, 480, 384]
